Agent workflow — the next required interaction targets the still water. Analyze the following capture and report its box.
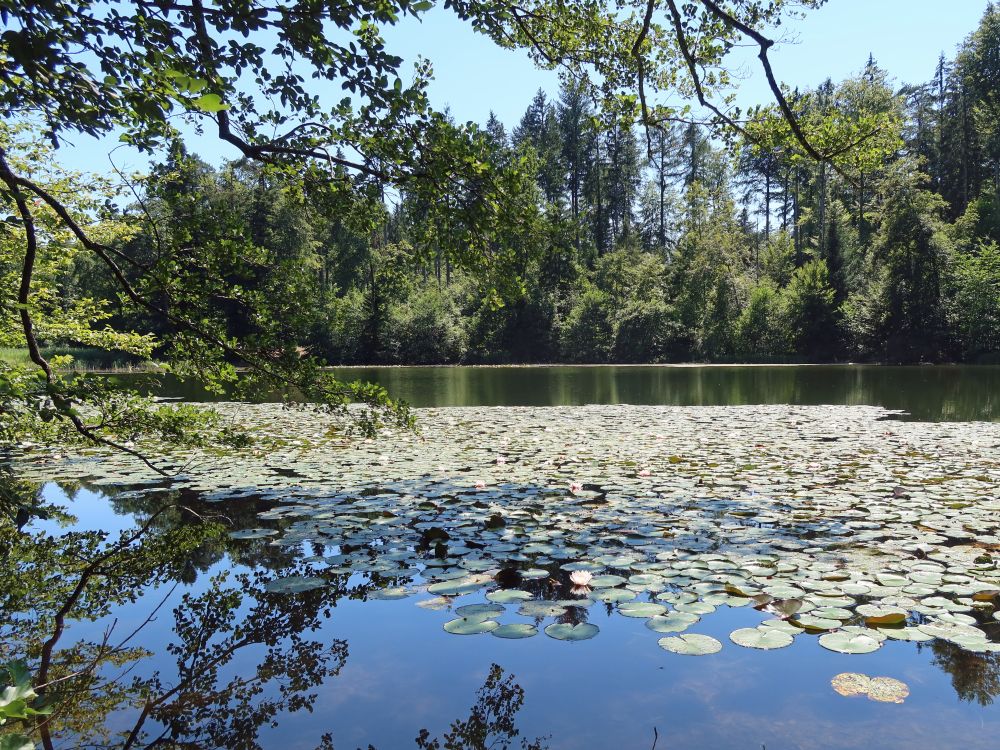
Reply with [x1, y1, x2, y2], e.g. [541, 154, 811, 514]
[8, 366, 1000, 749]
[113, 364, 1000, 421]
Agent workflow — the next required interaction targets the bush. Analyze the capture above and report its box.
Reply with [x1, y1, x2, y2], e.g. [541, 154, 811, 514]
[386, 286, 467, 364]
[559, 287, 613, 362]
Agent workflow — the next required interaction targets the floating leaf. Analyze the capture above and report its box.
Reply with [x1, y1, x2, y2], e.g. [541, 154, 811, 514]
[591, 588, 637, 603]
[831, 672, 871, 697]
[792, 615, 841, 632]
[443, 617, 500, 635]
[455, 603, 505, 618]
[868, 677, 910, 703]
[369, 587, 410, 600]
[645, 612, 699, 633]
[492, 623, 538, 639]
[617, 602, 667, 618]
[832, 673, 909, 703]
[818, 631, 882, 654]
[544, 622, 599, 641]
[486, 589, 533, 603]
[658, 633, 722, 656]
[264, 575, 325, 594]
[228, 528, 278, 539]
[517, 601, 567, 618]
[856, 604, 907, 626]
[729, 627, 794, 650]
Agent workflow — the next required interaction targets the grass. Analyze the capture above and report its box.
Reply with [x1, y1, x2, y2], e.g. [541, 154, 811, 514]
[0, 346, 162, 373]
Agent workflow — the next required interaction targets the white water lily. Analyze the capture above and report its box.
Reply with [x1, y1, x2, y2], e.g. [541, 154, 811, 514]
[569, 570, 593, 587]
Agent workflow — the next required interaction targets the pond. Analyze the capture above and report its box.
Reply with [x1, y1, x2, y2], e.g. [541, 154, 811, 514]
[4, 366, 1000, 750]
[110, 364, 1000, 421]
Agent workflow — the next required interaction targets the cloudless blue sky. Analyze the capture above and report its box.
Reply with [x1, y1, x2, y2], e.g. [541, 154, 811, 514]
[385, 0, 993, 128]
[56, 1, 995, 174]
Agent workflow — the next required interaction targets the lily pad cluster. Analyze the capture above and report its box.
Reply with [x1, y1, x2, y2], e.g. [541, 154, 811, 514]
[11, 403, 1000, 658]
[831, 673, 910, 703]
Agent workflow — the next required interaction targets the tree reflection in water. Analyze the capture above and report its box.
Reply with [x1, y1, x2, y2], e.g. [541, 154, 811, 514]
[1, 496, 350, 749]
[0, 481, 547, 750]
[412, 664, 547, 750]
[5, 472, 1000, 748]
[929, 640, 1000, 707]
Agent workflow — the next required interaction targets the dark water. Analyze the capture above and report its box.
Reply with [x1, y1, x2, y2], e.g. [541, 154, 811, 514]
[112, 364, 1000, 421]
[8, 366, 1000, 749]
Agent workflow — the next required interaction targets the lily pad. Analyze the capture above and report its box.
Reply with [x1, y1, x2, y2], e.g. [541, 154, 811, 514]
[486, 589, 533, 603]
[517, 601, 568, 618]
[491, 623, 538, 639]
[228, 528, 278, 539]
[617, 602, 667, 618]
[658, 633, 723, 656]
[818, 631, 882, 654]
[831, 672, 871, 697]
[443, 617, 500, 635]
[544, 622, 599, 641]
[455, 603, 505, 618]
[645, 613, 700, 633]
[729, 627, 794, 650]
[264, 575, 326, 594]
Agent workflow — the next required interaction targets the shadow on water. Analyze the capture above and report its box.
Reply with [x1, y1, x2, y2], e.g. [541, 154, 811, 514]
[104, 365, 1000, 422]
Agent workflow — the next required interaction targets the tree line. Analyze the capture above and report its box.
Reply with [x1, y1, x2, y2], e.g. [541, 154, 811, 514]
[7, 6, 1000, 378]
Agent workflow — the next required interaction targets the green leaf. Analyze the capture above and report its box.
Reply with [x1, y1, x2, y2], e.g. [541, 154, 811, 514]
[191, 93, 229, 112]
[543, 622, 598, 641]
[0, 734, 35, 750]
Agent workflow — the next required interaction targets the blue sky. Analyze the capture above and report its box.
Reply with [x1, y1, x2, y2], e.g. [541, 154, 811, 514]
[55, 1, 994, 173]
[385, 1, 993, 127]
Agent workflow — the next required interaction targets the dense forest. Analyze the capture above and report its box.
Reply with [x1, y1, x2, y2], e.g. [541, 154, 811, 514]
[11, 7, 1000, 367]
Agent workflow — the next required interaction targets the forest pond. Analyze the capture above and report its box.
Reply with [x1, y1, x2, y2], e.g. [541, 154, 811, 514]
[6, 365, 1000, 749]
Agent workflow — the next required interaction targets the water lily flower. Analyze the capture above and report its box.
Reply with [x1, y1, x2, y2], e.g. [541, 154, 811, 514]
[569, 482, 583, 493]
[496, 455, 507, 465]
[569, 570, 593, 587]
[474, 480, 487, 490]
[638, 469, 652, 477]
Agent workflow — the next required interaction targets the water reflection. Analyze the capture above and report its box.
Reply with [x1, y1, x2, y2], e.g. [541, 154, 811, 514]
[410, 664, 547, 750]
[929, 640, 1000, 707]
[106, 365, 1000, 422]
[4, 478, 1000, 749]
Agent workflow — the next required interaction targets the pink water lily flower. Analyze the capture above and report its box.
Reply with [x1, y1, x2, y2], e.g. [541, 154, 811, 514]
[569, 570, 593, 587]
[496, 455, 507, 465]
[638, 469, 652, 477]
[569, 482, 583, 493]
[474, 480, 487, 490]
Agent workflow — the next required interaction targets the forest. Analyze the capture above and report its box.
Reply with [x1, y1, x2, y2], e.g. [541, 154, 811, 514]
[7, 7, 997, 371]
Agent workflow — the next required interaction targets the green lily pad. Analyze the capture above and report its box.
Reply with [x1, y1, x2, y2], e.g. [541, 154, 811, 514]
[491, 623, 539, 639]
[818, 631, 882, 654]
[456, 603, 505, 618]
[264, 575, 326, 594]
[229, 528, 278, 539]
[486, 589, 534, 603]
[590, 575, 627, 587]
[792, 615, 841, 632]
[729, 627, 794, 650]
[544, 622, 599, 641]
[645, 612, 700, 633]
[518, 601, 568, 618]
[443, 617, 500, 635]
[591, 588, 637, 603]
[856, 604, 908, 625]
[658, 633, 723, 656]
[369, 587, 411, 600]
[617, 601, 667, 618]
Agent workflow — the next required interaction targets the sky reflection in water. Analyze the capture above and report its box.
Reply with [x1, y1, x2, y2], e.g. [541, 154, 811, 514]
[25, 479, 1000, 750]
